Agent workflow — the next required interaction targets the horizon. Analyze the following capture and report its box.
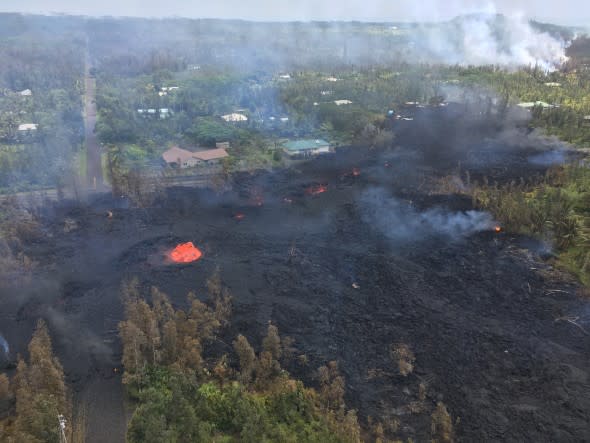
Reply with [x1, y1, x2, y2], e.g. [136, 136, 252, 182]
[1, 1, 588, 28]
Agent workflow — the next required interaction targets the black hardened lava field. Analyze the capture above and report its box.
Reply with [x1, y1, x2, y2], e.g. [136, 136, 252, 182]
[2, 105, 590, 441]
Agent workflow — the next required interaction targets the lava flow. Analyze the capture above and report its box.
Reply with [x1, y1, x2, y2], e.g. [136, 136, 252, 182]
[352, 167, 361, 177]
[233, 212, 245, 221]
[305, 184, 328, 195]
[169, 242, 202, 263]
[494, 226, 502, 233]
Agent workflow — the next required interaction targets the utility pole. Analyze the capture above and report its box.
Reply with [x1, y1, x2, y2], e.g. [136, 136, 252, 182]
[58, 414, 67, 443]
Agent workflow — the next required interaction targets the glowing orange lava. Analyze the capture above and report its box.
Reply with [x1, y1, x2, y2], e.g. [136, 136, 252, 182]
[233, 213, 245, 221]
[169, 242, 202, 263]
[305, 184, 328, 195]
[352, 168, 360, 177]
[494, 226, 502, 233]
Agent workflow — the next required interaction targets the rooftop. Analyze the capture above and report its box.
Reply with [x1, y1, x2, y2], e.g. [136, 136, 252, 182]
[162, 146, 229, 163]
[18, 123, 38, 131]
[193, 148, 229, 161]
[283, 139, 330, 151]
[517, 101, 556, 109]
[162, 146, 195, 163]
[221, 113, 248, 122]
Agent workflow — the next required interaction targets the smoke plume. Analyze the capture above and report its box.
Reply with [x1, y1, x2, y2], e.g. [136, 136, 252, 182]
[416, 13, 569, 70]
[360, 188, 495, 244]
[0, 334, 9, 356]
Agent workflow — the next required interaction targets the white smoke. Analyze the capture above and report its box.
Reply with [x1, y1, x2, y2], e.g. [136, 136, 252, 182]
[0, 334, 9, 356]
[417, 8, 569, 70]
[360, 188, 495, 244]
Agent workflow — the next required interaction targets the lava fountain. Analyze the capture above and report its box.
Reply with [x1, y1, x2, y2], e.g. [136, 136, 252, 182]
[169, 242, 202, 263]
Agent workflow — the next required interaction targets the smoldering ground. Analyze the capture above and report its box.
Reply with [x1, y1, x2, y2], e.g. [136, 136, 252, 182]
[359, 187, 495, 245]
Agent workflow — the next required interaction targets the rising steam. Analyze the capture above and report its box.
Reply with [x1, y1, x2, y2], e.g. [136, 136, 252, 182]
[0, 334, 9, 356]
[360, 188, 495, 244]
[417, 13, 569, 71]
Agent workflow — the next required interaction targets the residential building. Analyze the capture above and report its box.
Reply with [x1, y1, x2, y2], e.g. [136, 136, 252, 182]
[18, 123, 38, 131]
[334, 99, 353, 106]
[517, 101, 557, 109]
[162, 146, 229, 168]
[215, 141, 231, 150]
[19, 89, 32, 96]
[282, 139, 331, 157]
[221, 113, 248, 122]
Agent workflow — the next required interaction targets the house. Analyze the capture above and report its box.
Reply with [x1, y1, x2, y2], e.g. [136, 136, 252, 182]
[517, 101, 557, 110]
[221, 113, 248, 122]
[19, 89, 32, 96]
[216, 141, 231, 150]
[278, 74, 292, 79]
[544, 82, 561, 87]
[162, 146, 229, 168]
[162, 146, 201, 168]
[193, 148, 229, 164]
[325, 77, 339, 82]
[159, 108, 170, 119]
[18, 123, 38, 131]
[334, 100, 352, 106]
[282, 139, 331, 158]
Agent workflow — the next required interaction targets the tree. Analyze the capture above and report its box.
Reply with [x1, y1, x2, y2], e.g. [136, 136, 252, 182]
[317, 361, 345, 413]
[262, 323, 281, 361]
[431, 401, 454, 443]
[11, 320, 69, 443]
[206, 268, 232, 327]
[233, 334, 256, 385]
[390, 343, 415, 377]
[0, 373, 10, 406]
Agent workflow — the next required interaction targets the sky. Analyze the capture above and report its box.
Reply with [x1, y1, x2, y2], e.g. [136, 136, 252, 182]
[0, 0, 588, 26]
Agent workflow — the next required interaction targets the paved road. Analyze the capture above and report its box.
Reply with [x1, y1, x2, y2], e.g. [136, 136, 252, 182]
[84, 50, 103, 190]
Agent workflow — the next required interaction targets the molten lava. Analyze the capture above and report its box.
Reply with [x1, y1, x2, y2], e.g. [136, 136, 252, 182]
[233, 212, 245, 221]
[352, 167, 360, 177]
[305, 184, 328, 196]
[169, 242, 202, 263]
[494, 226, 502, 233]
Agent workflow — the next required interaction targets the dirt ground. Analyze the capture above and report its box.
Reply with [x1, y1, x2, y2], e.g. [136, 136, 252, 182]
[2, 104, 590, 441]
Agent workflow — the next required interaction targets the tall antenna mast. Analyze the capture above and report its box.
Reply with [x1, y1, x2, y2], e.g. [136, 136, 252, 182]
[58, 414, 67, 443]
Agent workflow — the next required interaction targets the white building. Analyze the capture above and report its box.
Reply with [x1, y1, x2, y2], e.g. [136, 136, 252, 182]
[221, 113, 248, 122]
[18, 123, 38, 131]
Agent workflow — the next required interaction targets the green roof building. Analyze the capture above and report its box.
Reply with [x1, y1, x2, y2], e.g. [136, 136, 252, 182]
[282, 139, 331, 157]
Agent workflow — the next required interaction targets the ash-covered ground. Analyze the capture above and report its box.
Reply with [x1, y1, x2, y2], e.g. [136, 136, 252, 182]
[2, 104, 590, 441]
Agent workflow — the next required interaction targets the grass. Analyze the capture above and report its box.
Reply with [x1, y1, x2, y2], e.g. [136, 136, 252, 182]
[471, 163, 590, 286]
